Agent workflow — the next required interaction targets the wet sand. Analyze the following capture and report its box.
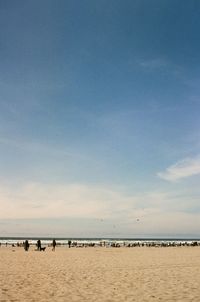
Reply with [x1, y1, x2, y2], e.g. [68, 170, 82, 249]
[1, 246, 200, 301]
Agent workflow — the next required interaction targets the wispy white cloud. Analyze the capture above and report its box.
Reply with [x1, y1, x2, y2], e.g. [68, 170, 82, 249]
[137, 57, 182, 77]
[1, 182, 200, 236]
[157, 156, 200, 182]
[0, 136, 92, 162]
[138, 58, 168, 69]
[0, 182, 171, 223]
[0, 182, 135, 219]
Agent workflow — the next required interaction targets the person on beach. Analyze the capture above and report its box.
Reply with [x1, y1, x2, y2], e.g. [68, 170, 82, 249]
[24, 240, 29, 251]
[52, 239, 56, 251]
[37, 239, 41, 251]
[68, 240, 71, 248]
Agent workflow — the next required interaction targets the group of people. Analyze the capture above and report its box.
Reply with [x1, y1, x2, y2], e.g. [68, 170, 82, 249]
[24, 239, 57, 251]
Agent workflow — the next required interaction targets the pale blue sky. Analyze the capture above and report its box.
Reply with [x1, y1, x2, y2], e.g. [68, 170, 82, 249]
[1, 0, 200, 237]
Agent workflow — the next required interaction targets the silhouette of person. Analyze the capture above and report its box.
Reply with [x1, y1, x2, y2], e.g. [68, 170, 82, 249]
[68, 240, 71, 248]
[24, 240, 29, 251]
[52, 239, 56, 251]
[37, 239, 41, 251]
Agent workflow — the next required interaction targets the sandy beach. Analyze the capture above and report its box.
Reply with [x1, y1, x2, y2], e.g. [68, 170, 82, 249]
[1, 246, 200, 301]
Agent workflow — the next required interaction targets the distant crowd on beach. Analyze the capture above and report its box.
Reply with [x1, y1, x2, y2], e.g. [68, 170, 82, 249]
[0, 240, 200, 250]
[23, 239, 72, 251]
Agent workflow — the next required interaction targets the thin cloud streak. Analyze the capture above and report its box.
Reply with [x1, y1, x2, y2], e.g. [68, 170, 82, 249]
[0, 136, 93, 162]
[138, 58, 168, 69]
[0, 182, 135, 220]
[157, 156, 200, 182]
[137, 57, 183, 78]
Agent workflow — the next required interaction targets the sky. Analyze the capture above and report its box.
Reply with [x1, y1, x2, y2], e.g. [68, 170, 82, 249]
[1, 0, 200, 238]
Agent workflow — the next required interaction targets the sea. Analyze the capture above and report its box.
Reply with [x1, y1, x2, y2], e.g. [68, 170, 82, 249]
[0, 237, 200, 247]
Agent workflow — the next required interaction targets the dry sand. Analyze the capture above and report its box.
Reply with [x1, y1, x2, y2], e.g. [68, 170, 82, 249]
[1, 246, 200, 301]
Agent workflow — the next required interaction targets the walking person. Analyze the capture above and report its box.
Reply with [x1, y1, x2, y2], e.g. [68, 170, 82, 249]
[52, 239, 56, 251]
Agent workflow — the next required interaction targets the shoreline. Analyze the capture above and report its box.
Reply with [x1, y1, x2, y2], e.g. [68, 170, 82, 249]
[1, 238, 200, 248]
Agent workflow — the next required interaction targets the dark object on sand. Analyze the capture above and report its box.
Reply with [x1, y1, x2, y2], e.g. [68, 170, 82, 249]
[191, 241, 198, 246]
[52, 239, 56, 251]
[68, 240, 72, 248]
[24, 240, 29, 251]
[36, 239, 41, 251]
